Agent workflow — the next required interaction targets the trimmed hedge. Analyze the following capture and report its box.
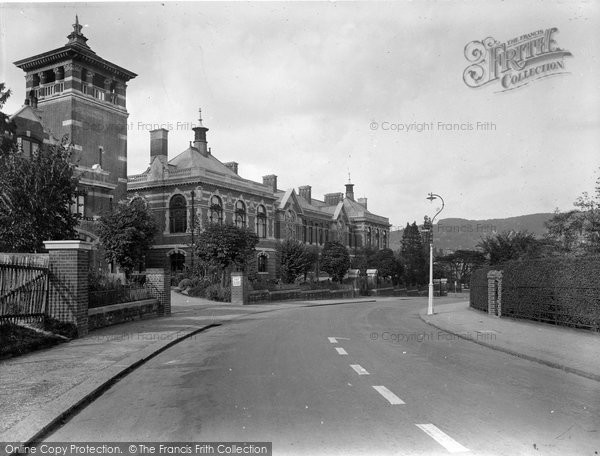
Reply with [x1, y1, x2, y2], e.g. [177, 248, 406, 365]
[501, 257, 600, 331]
[470, 266, 493, 312]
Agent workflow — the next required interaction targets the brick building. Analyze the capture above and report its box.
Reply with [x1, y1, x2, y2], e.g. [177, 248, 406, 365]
[11, 17, 136, 242]
[128, 112, 391, 278]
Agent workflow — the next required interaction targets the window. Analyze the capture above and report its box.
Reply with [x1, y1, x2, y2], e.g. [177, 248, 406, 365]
[383, 231, 387, 249]
[367, 227, 372, 246]
[210, 195, 223, 224]
[256, 205, 267, 238]
[235, 200, 246, 228]
[169, 194, 187, 233]
[258, 254, 267, 273]
[375, 229, 380, 248]
[170, 253, 186, 272]
[70, 191, 86, 217]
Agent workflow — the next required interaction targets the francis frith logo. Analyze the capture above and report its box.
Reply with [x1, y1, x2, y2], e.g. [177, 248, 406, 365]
[463, 27, 572, 91]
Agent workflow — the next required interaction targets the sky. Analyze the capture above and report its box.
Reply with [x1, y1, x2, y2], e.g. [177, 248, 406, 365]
[1, 1, 599, 229]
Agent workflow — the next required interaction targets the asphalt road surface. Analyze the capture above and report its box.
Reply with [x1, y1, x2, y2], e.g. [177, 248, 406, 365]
[45, 298, 600, 456]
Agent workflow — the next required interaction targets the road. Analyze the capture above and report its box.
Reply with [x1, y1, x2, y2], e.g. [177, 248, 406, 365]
[45, 298, 600, 455]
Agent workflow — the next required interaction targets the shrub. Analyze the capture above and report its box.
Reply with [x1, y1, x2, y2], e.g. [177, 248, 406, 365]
[205, 284, 231, 302]
[178, 278, 193, 290]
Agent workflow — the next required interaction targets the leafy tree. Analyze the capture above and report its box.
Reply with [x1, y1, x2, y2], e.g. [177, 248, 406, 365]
[400, 222, 428, 285]
[0, 85, 80, 252]
[320, 241, 351, 282]
[277, 239, 315, 284]
[97, 198, 158, 276]
[436, 249, 486, 285]
[194, 222, 259, 285]
[350, 246, 378, 272]
[370, 248, 403, 282]
[545, 172, 600, 255]
[477, 230, 543, 265]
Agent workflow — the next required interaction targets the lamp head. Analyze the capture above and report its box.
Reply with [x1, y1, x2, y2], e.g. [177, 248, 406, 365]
[426, 193, 437, 202]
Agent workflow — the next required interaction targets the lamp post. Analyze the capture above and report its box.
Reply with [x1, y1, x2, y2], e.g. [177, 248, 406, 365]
[426, 192, 444, 315]
[190, 190, 195, 270]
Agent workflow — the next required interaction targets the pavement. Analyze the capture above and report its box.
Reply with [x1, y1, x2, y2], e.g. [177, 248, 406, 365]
[0, 292, 598, 450]
[419, 299, 600, 382]
[0, 292, 373, 448]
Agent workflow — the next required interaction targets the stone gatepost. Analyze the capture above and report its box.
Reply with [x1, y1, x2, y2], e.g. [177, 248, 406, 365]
[146, 268, 171, 315]
[487, 270, 503, 317]
[231, 271, 248, 305]
[44, 240, 93, 337]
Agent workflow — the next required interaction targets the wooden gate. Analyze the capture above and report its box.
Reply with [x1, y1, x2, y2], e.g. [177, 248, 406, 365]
[0, 254, 49, 324]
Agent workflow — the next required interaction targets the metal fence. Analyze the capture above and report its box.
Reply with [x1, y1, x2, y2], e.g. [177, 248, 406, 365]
[88, 279, 156, 309]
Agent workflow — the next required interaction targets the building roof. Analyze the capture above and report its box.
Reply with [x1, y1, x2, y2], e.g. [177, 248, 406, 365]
[13, 17, 136, 81]
[168, 147, 239, 177]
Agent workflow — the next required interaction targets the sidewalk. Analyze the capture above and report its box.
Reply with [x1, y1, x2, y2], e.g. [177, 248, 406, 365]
[419, 301, 600, 382]
[0, 292, 373, 448]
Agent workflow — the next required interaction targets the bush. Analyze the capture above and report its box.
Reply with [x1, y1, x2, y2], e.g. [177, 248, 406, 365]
[178, 278, 193, 290]
[205, 284, 231, 302]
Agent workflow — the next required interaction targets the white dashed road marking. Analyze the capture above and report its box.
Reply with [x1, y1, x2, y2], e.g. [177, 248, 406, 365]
[335, 347, 348, 355]
[350, 364, 369, 375]
[372, 385, 405, 405]
[416, 424, 469, 453]
[328, 337, 338, 344]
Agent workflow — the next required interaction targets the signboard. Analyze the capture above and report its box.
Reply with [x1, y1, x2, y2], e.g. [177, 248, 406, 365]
[232, 276, 242, 287]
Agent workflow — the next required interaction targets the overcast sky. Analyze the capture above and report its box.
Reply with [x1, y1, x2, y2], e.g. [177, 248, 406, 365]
[1, 1, 598, 229]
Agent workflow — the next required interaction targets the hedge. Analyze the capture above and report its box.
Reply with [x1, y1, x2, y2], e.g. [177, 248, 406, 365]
[470, 266, 493, 312]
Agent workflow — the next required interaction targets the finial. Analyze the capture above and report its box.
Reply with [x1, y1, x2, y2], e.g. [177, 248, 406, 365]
[198, 108, 202, 123]
[348, 171, 352, 184]
[73, 15, 83, 34]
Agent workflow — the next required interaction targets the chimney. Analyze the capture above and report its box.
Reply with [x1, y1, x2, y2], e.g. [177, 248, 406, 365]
[324, 192, 344, 206]
[358, 197, 368, 209]
[150, 128, 168, 159]
[263, 174, 278, 193]
[345, 183, 355, 200]
[192, 108, 209, 157]
[298, 185, 312, 204]
[225, 161, 238, 174]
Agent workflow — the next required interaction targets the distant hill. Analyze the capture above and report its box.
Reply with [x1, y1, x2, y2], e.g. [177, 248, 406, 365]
[389, 213, 554, 252]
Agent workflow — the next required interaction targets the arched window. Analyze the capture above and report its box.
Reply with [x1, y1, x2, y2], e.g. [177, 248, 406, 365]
[209, 195, 223, 224]
[170, 253, 186, 272]
[235, 200, 246, 228]
[383, 231, 387, 249]
[258, 253, 268, 273]
[375, 229, 380, 248]
[367, 227, 372, 246]
[256, 205, 267, 238]
[169, 194, 187, 233]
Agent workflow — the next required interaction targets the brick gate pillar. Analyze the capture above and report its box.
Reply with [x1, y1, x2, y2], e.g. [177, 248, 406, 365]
[487, 270, 503, 317]
[145, 268, 171, 315]
[231, 271, 248, 305]
[44, 240, 93, 337]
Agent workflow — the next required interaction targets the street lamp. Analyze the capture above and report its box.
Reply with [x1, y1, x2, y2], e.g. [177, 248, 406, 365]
[190, 190, 195, 270]
[426, 192, 444, 315]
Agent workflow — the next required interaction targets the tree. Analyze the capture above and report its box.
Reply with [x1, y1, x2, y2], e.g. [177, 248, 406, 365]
[400, 222, 428, 285]
[320, 241, 351, 282]
[0, 85, 81, 252]
[545, 172, 600, 255]
[477, 230, 543, 265]
[194, 222, 259, 285]
[436, 249, 486, 286]
[97, 198, 158, 276]
[370, 248, 403, 283]
[276, 239, 315, 284]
